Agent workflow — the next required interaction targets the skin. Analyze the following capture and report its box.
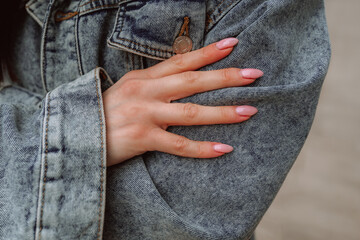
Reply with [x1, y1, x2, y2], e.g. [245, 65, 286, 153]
[103, 39, 262, 167]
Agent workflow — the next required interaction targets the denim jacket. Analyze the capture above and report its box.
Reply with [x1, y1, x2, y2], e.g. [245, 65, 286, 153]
[0, 0, 330, 239]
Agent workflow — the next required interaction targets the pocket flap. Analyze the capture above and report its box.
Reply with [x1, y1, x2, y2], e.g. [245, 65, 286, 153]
[107, 0, 206, 60]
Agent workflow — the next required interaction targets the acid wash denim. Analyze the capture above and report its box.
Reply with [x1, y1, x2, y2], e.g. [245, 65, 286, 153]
[0, 0, 330, 239]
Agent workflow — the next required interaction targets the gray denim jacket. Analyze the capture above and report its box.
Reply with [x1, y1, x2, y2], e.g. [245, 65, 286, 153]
[0, 0, 330, 239]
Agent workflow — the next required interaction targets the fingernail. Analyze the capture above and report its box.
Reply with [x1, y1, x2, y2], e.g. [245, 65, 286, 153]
[215, 38, 239, 50]
[240, 69, 264, 79]
[236, 106, 258, 116]
[213, 144, 234, 153]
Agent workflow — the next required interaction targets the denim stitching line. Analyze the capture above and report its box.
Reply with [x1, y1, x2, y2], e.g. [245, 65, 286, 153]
[116, 38, 174, 54]
[40, 0, 56, 93]
[117, 5, 126, 37]
[94, 68, 105, 240]
[80, 3, 119, 15]
[75, 1, 84, 76]
[207, 0, 238, 28]
[25, 0, 37, 9]
[79, 0, 102, 7]
[25, 6, 43, 26]
[38, 94, 50, 240]
[207, 0, 227, 19]
[80, 0, 123, 8]
[109, 40, 170, 60]
[53, 4, 119, 22]
[213, 0, 238, 20]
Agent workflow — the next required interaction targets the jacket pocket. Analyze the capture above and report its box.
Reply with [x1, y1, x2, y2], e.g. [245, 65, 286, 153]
[107, 0, 207, 60]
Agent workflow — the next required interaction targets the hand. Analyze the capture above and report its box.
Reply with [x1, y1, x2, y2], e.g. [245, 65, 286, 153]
[103, 38, 263, 166]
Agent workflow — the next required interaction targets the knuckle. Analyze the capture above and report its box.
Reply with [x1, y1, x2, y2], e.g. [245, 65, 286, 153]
[181, 71, 199, 85]
[194, 143, 204, 158]
[174, 136, 189, 154]
[220, 68, 236, 85]
[200, 47, 211, 59]
[182, 103, 199, 121]
[120, 79, 143, 96]
[169, 54, 186, 70]
[219, 107, 233, 120]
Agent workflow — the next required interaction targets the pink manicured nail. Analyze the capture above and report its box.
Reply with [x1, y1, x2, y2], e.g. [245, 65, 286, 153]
[240, 69, 264, 79]
[236, 106, 258, 116]
[215, 38, 239, 50]
[213, 144, 234, 153]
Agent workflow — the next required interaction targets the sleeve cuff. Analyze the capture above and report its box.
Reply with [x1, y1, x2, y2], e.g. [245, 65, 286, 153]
[35, 67, 111, 239]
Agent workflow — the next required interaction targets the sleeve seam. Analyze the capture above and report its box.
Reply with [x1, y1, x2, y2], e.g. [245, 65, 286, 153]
[94, 67, 106, 240]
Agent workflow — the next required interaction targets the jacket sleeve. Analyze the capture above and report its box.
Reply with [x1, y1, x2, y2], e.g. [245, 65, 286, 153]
[0, 67, 112, 239]
[102, 0, 331, 239]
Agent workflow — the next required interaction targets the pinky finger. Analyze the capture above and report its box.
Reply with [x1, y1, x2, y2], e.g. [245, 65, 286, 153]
[148, 129, 233, 158]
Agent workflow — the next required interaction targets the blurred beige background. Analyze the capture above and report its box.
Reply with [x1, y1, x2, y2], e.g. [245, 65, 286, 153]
[256, 1, 360, 239]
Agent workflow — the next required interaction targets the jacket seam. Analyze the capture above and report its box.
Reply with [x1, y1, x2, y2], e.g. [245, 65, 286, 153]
[25, 5, 43, 26]
[207, 0, 227, 18]
[107, 40, 167, 60]
[94, 68, 105, 240]
[25, 0, 37, 9]
[80, 3, 119, 15]
[40, 0, 56, 93]
[206, 0, 239, 31]
[79, 0, 103, 8]
[116, 37, 174, 54]
[213, 0, 238, 20]
[52, 3, 120, 23]
[37, 94, 50, 240]
[75, 2, 84, 76]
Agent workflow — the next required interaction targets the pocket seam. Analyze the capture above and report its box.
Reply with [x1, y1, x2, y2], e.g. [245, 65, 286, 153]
[114, 4, 174, 55]
[206, 0, 241, 32]
[115, 38, 174, 54]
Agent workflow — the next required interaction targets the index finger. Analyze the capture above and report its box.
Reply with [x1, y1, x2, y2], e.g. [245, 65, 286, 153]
[124, 38, 239, 80]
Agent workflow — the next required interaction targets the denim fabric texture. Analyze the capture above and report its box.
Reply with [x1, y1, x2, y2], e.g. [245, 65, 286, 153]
[0, 0, 330, 239]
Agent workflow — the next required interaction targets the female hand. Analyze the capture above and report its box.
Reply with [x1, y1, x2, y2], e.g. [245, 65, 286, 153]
[103, 38, 263, 166]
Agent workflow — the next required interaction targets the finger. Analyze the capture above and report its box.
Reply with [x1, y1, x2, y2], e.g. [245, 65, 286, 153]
[152, 103, 258, 126]
[122, 38, 239, 80]
[149, 68, 263, 102]
[148, 128, 234, 158]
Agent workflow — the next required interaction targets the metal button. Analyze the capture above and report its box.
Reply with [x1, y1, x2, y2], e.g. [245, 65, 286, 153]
[173, 36, 193, 54]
